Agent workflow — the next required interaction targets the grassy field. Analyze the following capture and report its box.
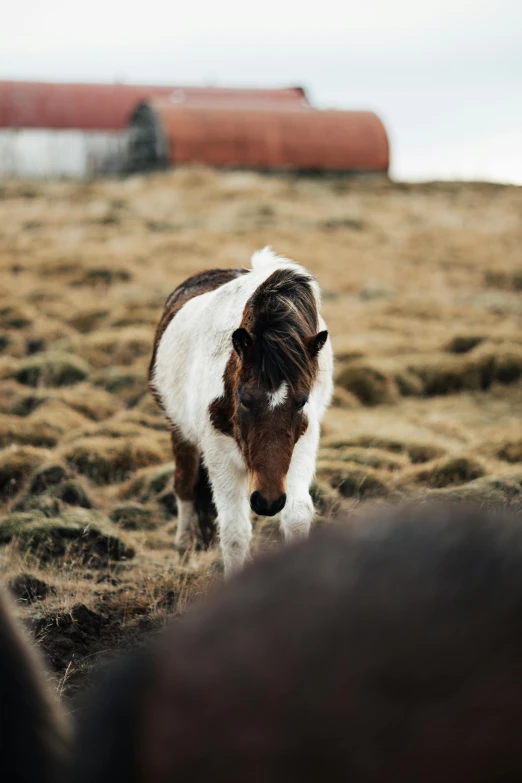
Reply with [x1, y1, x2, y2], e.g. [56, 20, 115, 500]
[1, 169, 521, 698]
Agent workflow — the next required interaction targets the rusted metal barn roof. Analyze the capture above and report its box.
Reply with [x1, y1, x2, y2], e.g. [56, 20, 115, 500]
[0, 81, 309, 131]
[128, 101, 390, 173]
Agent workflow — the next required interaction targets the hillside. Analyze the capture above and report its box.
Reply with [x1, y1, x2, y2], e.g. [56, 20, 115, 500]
[1, 169, 521, 696]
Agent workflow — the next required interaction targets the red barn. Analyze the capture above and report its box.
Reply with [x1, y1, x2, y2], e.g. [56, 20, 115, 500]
[128, 100, 390, 173]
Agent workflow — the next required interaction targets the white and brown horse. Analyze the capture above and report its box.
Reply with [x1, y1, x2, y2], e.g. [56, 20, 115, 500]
[148, 247, 333, 574]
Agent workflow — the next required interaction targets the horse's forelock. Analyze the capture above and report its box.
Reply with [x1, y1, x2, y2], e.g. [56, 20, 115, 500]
[245, 269, 319, 391]
[253, 327, 313, 391]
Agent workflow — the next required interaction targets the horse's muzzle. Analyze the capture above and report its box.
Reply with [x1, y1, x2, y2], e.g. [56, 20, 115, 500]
[250, 491, 287, 517]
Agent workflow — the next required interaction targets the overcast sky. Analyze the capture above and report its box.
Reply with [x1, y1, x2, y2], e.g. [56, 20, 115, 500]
[2, 0, 521, 183]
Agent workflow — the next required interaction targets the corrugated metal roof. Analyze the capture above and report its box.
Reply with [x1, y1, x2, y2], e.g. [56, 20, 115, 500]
[129, 102, 390, 173]
[0, 81, 309, 131]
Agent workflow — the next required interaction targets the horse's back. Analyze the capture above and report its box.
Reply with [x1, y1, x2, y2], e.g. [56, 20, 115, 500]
[149, 268, 247, 383]
[164, 268, 247, 318]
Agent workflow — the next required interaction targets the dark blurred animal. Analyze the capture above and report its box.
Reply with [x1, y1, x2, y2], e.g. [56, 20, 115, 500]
[0, 587, 68, 783]
[72, 502, 522, 782]
[148, 247, 333, 575]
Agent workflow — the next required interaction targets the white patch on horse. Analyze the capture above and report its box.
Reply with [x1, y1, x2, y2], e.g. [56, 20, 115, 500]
[267, 382, 288, 410]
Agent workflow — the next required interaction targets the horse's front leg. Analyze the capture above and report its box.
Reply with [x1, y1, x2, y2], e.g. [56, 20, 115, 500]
[204, 440, 252, 577]
[280, 416, 320, 543]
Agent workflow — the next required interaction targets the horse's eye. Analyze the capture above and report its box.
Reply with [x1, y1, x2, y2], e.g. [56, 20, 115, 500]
[296, 398, 308, 411]
[238, 392, 252, 411]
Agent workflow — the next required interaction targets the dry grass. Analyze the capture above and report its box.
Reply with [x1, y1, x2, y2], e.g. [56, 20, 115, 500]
[0, 169, 521, 697]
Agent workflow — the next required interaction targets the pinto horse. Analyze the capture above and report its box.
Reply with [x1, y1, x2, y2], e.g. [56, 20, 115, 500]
[148, 247, 333, 574]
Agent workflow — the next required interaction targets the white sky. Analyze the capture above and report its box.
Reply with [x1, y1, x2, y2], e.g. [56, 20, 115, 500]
[2, 0, 522, 183]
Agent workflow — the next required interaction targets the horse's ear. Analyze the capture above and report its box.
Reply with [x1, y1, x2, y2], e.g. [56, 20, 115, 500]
[307, 330, 328, 357]
[232, 328, 252, 360]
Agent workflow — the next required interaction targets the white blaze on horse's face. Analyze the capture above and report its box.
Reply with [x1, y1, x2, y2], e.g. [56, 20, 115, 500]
[267, 382, 288, 411]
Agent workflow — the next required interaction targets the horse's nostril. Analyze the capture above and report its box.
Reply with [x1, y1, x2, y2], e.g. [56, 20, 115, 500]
[250, 491, 265, 515]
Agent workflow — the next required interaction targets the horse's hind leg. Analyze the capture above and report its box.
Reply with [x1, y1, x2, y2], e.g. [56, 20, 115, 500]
[193, 458, 218, 548]
[171, 430, 199, 552]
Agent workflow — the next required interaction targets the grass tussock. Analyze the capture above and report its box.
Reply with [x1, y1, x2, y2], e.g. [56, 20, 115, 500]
[9, 573, 56, 603]
[57, 386, 121, 421]
[0, 413, 59, 448]
[319, 446, 408, 472]
[444, 335, 485, 354]
[0, 302, 36, 330]
[70, 265, 132, 287]
[336, 343, 522, 406]
[29, 464, 69, 494]
[14, 351, 90, 387]
[67, 308, 110, 334]
[426, 476, 522, 508]
[317, 459, 389, 499]
[0, 508, 134, 565]
[134, 393, 162, 417]
[60, 327, 151, 369]
[0, 445, 49, 500]
[484, 269, 522, 292]
[110, 503, 157, 531]
[321, 435, 446, 464]
[92, 366, 147, 406]
[11, 462, 94, 511]
[497, 440, 522, 464]
[27, 399, 92, 432]
[394, 455, 486, 489]
[309, 479, 343, 517]
[336, 363, 400, 406]
[60, 436, 167, 484]
[119, 463, 174, 502]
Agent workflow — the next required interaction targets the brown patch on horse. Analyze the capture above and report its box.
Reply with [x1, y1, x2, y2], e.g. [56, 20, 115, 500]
[170, 430, 217, 547]
[148, 268, 247, 414]
[208, 359, 237, 437]
[192, 458, 217, 548]
[170, 430, 199, 502]
[208, 352, 238, 437]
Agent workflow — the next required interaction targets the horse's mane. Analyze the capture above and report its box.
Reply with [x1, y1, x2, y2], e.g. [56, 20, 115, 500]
[247, 267, 319, 390]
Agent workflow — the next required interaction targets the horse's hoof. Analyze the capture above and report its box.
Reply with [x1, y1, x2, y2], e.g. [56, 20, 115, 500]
[174, 536, 193, 554]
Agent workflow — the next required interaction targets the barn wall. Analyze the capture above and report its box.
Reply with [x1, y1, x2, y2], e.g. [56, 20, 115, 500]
[130, 102, 390, 174]
[0, 129, 128, 178]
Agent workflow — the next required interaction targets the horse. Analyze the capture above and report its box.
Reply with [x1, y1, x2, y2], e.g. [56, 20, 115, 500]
[148, 247, 334, 574]
[0, 587, 68, 783]
[71, 502, 522, 783]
